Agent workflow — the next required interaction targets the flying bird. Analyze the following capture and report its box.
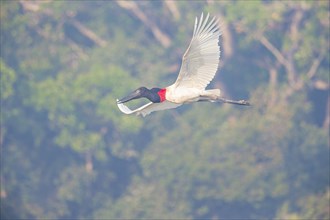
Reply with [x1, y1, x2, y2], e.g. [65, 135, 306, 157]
[117, 13, 250, 117]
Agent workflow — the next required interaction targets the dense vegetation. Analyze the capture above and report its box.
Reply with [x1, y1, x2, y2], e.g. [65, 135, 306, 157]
[1, 1, 329, 219]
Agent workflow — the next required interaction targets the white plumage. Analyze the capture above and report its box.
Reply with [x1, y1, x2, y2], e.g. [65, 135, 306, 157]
[173, 13, 220, 90]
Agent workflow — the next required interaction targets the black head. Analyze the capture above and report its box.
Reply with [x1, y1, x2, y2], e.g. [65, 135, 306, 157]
[117, 87, 162, 104]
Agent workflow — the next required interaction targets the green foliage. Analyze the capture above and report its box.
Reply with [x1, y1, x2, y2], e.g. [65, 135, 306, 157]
[1, 1, 329, 219]
[276, 189, 330, 219]
[94, 176, 191, 219]
[0, 59, 16, 100]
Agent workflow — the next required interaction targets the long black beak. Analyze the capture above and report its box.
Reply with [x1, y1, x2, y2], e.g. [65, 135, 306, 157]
[117, 91, 141, 104]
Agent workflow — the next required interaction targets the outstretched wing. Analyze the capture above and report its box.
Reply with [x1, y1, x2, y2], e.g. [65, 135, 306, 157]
[173, 13, 221, 90]
[117, 100, 181, 117]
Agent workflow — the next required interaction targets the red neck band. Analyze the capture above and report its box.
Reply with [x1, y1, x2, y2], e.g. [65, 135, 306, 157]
[157, 89, 166, 102]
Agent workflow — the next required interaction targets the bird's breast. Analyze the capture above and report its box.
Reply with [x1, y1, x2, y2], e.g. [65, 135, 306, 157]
[165, 86, 202, 104]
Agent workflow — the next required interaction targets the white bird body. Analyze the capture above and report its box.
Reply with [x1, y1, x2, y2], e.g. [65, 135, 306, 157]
[165, 85, 220, 104]
[116, 13, 249, 117]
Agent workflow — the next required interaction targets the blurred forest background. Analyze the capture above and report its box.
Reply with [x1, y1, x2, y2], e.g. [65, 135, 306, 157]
[1, 1, 329, 219]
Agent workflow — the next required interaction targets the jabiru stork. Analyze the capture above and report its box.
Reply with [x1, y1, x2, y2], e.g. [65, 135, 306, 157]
[117, 13, 250, 117]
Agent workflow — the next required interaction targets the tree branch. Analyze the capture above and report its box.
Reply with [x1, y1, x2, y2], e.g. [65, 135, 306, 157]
[218, 14, 233, 62]
[164, 1, 180, 20]
[258, 35, 290, 70]
[258, 6, 309, 92]
[285, 7, 304, 86]
[70, 20, 107, 47]
[268, 67, 278, 108]
[307, 53, 325, 79]
[312, 80, 329, 90]
[117, 1, 171, 48]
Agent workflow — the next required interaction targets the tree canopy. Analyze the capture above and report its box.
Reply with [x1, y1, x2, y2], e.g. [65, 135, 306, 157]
[1, 1, 329, 219]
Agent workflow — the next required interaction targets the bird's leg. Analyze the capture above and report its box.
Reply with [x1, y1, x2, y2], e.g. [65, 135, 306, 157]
[198, 96, 251, 106]
[217, 97, 250, 106]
